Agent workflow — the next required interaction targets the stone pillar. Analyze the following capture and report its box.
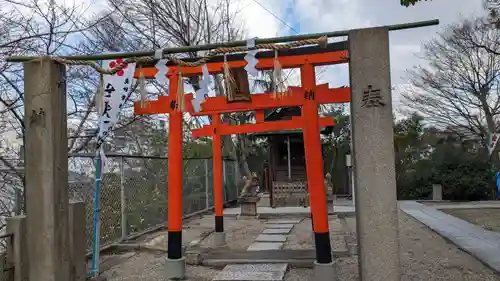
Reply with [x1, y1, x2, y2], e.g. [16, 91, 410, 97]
[6, 216, 28, 281]
[349, 27, 400, 281]
[432, 184, 442, 201]
[69, 201, 86, 281]
[24, 57, 71, 281]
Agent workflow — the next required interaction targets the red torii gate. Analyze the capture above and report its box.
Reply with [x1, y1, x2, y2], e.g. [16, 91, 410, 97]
[133, 43, 349, 273]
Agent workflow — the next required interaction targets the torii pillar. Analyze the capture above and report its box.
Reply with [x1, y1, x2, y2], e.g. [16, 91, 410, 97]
[165, 71, 186, 279]
[300, 63, 335, 280]
[212, 114, 226, 247]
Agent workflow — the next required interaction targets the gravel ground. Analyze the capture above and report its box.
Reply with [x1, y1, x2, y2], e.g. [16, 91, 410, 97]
[285, 211, 500, 280]
[137, 215, 216, 249]
[198, 217, 266, 250]
[102, 252, 219, 281]
[103, 211, 500, 281]
[283, 216, 347, 252]
[441, 208, 500, 232]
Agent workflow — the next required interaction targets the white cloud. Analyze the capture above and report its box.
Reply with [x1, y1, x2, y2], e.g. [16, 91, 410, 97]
[55, 0, 487, 117]
[293, 0, 372, 33]
[231, 0, 486, 118]
[237, 0, 283, 38]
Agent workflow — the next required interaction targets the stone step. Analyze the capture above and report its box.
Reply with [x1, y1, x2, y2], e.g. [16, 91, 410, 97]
[224, 264, 288, 272]
[213, 271, 285, 281]
[255, 234, 287, 243]
[265, 224, 295, 229]
[262, 228, 292, 235]
[212, 263, 288, 281]
[247, 242, 284, 251]
[202, 248, 349, 261]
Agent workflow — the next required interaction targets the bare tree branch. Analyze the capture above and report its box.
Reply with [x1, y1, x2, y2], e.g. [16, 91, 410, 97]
[402, 17, 500, 150]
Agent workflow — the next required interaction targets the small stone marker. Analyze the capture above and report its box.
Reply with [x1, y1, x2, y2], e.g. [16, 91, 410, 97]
[265, 224, 295, 229]
[432, 184, 442, 201]
[247, 242, 284, 251]
[255, 234, 287, 242]
[262, 228, 291, 235]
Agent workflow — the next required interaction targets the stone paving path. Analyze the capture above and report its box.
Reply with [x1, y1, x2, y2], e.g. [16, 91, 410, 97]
[400, 201, 500, 273]
[212, 219, 302, 281]
[420, 200, 500, 210]
[247, 219, 301, 251]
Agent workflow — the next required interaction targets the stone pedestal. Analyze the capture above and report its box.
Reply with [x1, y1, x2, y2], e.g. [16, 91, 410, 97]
[214, 232, 227, 247]
[313, 261, 337, 281]
[239, 196, 259, 216]
[166, 257, 186, 280]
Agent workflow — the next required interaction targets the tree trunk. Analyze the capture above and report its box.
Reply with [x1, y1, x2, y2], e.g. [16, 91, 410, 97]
[479, 95, 498, 199]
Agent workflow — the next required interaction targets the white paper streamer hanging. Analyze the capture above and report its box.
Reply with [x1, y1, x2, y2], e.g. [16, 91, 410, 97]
[155, 59, 169, 87]
[192, 64, 211, 112]
[489, 133, 500, 156]
[244, 38, 258, 77]
[99, 146, 108, 173]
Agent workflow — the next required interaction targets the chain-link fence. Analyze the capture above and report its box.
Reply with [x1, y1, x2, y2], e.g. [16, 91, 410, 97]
[0, 154, 239, 251]
[66, 154, 240, 250]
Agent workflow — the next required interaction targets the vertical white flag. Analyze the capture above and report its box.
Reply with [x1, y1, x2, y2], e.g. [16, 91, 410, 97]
[96, 59, 137, 169]
[97, 59, 137, 146]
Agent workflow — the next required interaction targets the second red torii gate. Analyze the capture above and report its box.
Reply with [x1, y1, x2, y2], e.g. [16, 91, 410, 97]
[191, 113, 336, 246]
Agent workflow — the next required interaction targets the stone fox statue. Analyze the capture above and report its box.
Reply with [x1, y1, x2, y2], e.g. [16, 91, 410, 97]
[239, 172, 260, 198]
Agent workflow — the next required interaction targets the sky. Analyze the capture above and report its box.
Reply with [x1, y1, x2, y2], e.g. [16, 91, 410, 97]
[72, 0, 487, 108]
[236, 0, 486, 108]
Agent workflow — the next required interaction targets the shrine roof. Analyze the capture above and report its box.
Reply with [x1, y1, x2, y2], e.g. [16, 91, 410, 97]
[249, 107, 332, 137]
[248, 125, 332, 137]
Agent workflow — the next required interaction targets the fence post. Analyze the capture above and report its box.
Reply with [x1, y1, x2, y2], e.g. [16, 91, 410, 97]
[69, 201, 86, 281]
[6, 215, 28, 281]
[205, 159, 210, 210]
[120, 156, 127, 241]
[14, 188, 21, 216]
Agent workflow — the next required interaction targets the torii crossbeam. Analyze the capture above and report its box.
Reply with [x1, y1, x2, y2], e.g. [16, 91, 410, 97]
[191, 115, 335, 137]
[134, 84, 350, 115]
